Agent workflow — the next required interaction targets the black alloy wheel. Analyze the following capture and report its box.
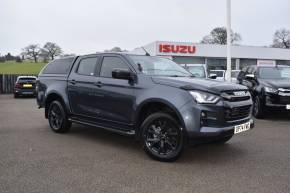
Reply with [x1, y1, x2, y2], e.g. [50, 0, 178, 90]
[48, 100, 71, 133]
[141, 112, 184, 162]
[253, 96, 264, 119]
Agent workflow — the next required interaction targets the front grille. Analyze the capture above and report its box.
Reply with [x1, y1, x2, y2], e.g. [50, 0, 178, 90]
[225, 105, 251, 121]
[280, 96, 290, 104]
[221, 91, 251, 102]
[278, 88, 290, 93]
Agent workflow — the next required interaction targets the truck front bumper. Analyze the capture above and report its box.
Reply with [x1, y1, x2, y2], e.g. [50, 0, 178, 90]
[198, 118, 254, 137]
[179, 98, 254, 139]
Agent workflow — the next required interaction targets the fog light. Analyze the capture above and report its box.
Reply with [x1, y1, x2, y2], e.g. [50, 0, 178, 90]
[201, 111, 207, 126]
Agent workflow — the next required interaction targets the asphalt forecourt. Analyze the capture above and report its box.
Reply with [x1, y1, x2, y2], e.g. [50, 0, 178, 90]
[0, 94, 290, 193]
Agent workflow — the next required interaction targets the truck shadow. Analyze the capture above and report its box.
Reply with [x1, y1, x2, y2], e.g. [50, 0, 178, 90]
[69, 124, 141, 152]
[179, 142, 247, 164]
[68, 123, 247, 164]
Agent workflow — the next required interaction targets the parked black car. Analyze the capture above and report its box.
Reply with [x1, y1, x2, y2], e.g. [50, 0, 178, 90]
[237, 65, 290, 118]
[36, 53, 254, 161]
[14, 76, 37, 98]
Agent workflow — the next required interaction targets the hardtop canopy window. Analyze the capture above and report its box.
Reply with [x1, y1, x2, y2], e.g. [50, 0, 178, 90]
[129, 55, 192, 77]
[42, 57, 74, 74]
[259, 67, 290, 79]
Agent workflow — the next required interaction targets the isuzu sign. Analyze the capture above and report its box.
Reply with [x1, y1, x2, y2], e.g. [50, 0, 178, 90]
[159, 44, 196, 54]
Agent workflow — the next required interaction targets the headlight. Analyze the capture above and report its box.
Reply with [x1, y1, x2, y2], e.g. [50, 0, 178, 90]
[189, 91, 220, 104]
[264, 87, 278, 94]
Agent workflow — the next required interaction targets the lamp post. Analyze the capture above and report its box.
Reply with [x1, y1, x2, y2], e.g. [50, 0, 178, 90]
[226, 0, 232, 82]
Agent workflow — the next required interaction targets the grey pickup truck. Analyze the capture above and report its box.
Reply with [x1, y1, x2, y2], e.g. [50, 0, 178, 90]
[36, 53, 254, 161]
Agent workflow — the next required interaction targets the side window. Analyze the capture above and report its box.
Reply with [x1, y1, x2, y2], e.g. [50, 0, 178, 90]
[100, 56, 130, 78]
[77, 57, 98, 76]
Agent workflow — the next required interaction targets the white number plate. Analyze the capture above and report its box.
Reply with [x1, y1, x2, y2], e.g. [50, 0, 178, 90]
[234, 122, 251, 134]
[286, 105, 290, 110]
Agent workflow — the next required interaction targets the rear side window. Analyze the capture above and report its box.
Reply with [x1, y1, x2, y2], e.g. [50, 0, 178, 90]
[17, 77, 37, 83]
[77, 57, 98, 76]
[19, 78, 36, 81]
[100, 57, 130, 78]
[42, 57, 74, 74]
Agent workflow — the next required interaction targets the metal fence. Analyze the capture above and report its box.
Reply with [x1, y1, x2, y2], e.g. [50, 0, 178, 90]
[0, 74, 37, 94]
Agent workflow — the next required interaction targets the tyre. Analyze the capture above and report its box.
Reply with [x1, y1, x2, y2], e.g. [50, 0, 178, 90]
[253, 96, 264, 119]
[141, 112, 184, 162]
[48, 100, 71, 133]
[14, 93, 18, 98]
[212, 135, 233, 144]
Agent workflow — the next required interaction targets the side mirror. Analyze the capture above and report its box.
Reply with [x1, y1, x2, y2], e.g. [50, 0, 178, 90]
[245, 74, 255, 80]
[209, 73, 217, 79]
[112, 69, 135, 81]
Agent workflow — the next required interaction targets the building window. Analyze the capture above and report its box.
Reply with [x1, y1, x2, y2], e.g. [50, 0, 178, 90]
[276, 60, 290, 66]
[172, 56, 205, 65]
[207, 59, 236, 71]
[240, 59, 257, 69]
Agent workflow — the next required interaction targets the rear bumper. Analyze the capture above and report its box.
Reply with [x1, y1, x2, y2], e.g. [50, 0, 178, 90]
[14, 89, 36, 95]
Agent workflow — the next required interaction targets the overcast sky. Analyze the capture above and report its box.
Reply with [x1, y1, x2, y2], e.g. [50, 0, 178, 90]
[0, 0, 290, 55]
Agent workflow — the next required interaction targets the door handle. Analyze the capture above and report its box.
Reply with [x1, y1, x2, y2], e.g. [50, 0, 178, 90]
[69, 79, 76, 85]
[94, 81, 103, 87]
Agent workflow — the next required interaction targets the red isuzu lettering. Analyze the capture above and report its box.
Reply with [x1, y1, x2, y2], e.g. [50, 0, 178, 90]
[159, 44, 196, 54]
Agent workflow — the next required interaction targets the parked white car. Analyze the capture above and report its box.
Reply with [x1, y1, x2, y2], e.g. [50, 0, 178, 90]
[210, 70, 226, 81]
[210, 70, 240, 83]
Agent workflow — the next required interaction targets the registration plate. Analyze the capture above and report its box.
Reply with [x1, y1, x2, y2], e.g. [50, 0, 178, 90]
[23, 84, 32, 88]
[234, 122, 251, 134]
[287, 105, 290, 110]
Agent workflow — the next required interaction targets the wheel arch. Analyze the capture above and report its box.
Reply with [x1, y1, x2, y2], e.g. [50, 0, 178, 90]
[44, 92, 67, 118]
[135, 98, 186, 139]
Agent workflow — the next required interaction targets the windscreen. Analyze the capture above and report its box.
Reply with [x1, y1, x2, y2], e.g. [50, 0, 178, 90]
[187, 66, 206, 78]
[259, 67, 290, 79]
[129, 55, 192, 77]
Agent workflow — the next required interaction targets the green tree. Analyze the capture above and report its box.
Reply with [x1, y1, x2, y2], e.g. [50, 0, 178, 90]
[42, 42, 63, 60]
[201, 27, 242, 45]
[22, 44, 41, 62]
[272, 28, 290, 48]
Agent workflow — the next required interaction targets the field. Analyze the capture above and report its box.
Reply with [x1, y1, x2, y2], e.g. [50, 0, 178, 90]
[0, 61, 46, 74]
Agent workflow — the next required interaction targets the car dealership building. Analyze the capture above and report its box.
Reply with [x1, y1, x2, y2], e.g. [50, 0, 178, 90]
[132, 41, 290, 70]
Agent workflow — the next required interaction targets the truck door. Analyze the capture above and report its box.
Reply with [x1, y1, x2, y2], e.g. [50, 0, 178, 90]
[67, 56, 102, 118]
[94, 55, 136, 124]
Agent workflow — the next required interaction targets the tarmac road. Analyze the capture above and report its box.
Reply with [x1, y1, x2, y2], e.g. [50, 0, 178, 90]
[0, 94, 290, 193]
